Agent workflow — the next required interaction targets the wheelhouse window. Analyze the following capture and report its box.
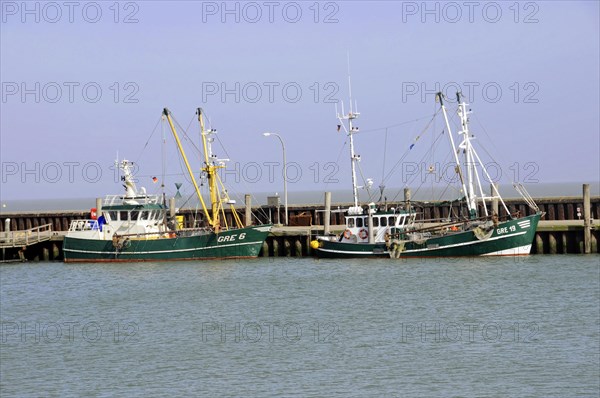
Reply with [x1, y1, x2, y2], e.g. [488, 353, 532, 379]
[107, 211, 117, 221]
[380, 217, 387, 227]
[139, 211, 148, 221]
[130, 211, 139, 221]
[389, 216, 395, 226]
[119, 211, 128, 221]
[347, 218, 355, 228]
[372, 217, 379, 227]
[357, 218, 363, 228]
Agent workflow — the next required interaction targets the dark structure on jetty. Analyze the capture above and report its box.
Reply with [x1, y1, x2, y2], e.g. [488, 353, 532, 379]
[1, 189, 599, 261]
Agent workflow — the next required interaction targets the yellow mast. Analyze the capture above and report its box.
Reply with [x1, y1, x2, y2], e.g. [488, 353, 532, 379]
[163, 108, 214, 227]
[197, 108, 223, 231]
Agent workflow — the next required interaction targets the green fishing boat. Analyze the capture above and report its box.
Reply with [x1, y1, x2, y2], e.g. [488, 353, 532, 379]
[63, 108, 271, 262]
[312, 92, 542, 258]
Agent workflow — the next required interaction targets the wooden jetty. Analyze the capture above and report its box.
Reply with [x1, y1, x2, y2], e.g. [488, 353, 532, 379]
[1, 187, 598, 261]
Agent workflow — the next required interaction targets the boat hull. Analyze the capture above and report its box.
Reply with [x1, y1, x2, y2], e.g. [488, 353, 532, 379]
[63, 225, 271, 262]
[314, 213, 541, 259]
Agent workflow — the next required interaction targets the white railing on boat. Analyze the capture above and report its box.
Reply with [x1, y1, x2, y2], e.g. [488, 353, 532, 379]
[103, 194, 161, 206]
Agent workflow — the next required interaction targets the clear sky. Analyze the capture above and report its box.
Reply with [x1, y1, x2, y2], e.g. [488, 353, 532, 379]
[1, 0, 599, 203]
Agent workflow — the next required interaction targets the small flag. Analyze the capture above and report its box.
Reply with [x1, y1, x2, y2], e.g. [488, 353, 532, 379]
[337, 125, 341, 132]
[152, 177, 158, 183]
[409, 144, 415, 150]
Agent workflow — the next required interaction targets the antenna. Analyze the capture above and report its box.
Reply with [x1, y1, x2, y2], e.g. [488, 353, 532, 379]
[347, 51, 353, 114]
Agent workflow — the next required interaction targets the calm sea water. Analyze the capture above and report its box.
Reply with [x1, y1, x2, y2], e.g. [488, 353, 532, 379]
[1, 256, 599, 397]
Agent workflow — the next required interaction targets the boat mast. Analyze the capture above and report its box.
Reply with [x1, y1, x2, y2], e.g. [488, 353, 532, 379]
[348, 109, 360, 209]
[197, 108, 223, 231]
[457, 93, 478, 218]
[337, 66, 361, 212]
[437, 92, 474, 218]
[163, 108, 215, 227]
[119, 160, 138, 198]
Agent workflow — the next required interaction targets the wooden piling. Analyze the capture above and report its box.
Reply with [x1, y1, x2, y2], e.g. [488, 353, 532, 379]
[52, 243, 60, 260]
[549, 233, 557, 255]
[567, 203, 575, 220]
[547, 204, 555, 221]
[535, 233, 544, 254]
[583, 184, 591, 254]
[295, 239, 303, 257]
[169, 197, 176, 219]
[284, 239, 292, 257]
[576, 233, 584, 254]
[260, 241, 268, 257]
[404, 188, 411, 204]
[245, 194, 252, 226]
[557, 204, 565, 221]
[324, 192, 331, 235]
[96, 198, 103, 218]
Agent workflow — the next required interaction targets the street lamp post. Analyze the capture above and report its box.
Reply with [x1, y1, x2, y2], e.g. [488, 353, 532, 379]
[263, 132, 287, 225]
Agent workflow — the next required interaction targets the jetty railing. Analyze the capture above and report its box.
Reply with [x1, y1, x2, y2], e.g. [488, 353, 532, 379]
[0, 223, 53, 248]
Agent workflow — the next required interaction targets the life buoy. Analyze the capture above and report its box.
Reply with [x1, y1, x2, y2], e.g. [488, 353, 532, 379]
[343, 229, 352, 239]
[358, 228, 368, 240]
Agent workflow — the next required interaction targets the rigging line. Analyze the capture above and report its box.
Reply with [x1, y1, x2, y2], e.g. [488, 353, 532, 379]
[381, 128, 388, 183]
[161, 113, 166, 196]
[134, 116, 162, 164]
[168, 127, 199, 191]
[211, 131, 270, 222]
[469, 115, 504, 177]
[168, 112, 203, 163]
[324, 137, 349, 191]
[430, 107, 436, 200]
[137, 172, 188, 178]
[427, 121, 450, 201]
[212, 133, 269, 221]
[435, 166, 461, 204]
[354, 114, 434, 135]
[411, 137, 452, 200]
[392, 103, 466, 205]
[175, 115, 203, 161]
[381, 111, 441, 184]
[355, 161, 374, 202]
[389, 129, 446, 202]
[179, 192, 196, 210]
